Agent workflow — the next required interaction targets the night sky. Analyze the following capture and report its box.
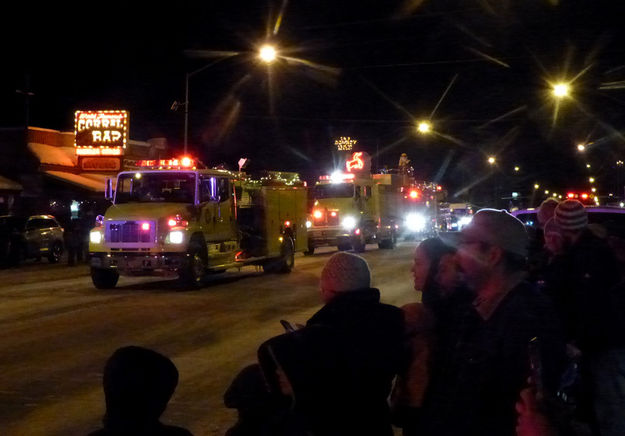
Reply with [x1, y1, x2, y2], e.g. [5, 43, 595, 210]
[2, 0, 625, 203]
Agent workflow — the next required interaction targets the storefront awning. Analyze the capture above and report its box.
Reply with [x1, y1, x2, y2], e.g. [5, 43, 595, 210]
[28, 143, 77, 167]
[44, 171, 116, 192]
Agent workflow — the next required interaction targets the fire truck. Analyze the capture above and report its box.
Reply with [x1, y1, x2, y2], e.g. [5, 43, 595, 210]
[400, 181, 440, 239]
[306, 152, 403, 253]
[88, 157, 308, 289]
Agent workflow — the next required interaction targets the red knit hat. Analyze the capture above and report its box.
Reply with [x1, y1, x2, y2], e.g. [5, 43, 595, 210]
[554, 199, 587, 231]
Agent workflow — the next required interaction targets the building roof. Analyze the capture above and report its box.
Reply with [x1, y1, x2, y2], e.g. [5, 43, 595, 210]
[27, 142, 77, 167]
[0, 175, 22, 191]
[44, 171, 115, 192]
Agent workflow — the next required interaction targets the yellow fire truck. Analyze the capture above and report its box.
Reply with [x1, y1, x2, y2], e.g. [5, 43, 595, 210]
[88, 158, 308, 289]
[306, 153, 405, 253]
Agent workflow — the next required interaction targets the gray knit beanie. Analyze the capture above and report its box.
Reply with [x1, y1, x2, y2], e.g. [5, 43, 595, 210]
[320, 252, 371, 293]
[554, 199, 588, 231]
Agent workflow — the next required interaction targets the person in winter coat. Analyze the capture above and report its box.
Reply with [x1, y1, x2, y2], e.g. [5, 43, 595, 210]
[391, 236, 469, 435]
[89, 346, 192, 436]
[544, 199, 625, 436]
[258, 252, 405, 436]
[417, 209, 566, 436]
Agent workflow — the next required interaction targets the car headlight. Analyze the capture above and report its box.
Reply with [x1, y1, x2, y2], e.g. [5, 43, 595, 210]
[89, 230, 103, 244]
[168, 230, 185, 244]
[305, 220, 312, 229]
[341, 215, 357, 231]
[405, 213, 426, 232]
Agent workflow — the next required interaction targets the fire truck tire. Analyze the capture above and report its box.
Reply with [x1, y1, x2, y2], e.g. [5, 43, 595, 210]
[263, 236, 295, 273]
[179, 243, 206, 287]
[91, 268, 119, 289]
[304, 241, 315, 256]
[352, 234, 366, 253]
[337, 242, 351, 251]
[378, 232, 396, 249]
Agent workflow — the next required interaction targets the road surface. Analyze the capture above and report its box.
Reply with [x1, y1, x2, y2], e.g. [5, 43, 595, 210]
[0, 242, 419, 436]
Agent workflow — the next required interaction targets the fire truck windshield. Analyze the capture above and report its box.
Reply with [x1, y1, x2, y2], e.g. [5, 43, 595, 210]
[115, 172, 196, 204]
[314, 183, 354, 199]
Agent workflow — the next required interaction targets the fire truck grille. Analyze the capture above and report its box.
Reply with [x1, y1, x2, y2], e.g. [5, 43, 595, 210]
[108, 222, 153, 243]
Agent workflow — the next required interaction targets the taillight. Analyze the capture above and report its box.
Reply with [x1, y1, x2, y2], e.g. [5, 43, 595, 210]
[284, 220, 291, 227]
[313, 210, 323, 220]
[141, 222, 151, 231]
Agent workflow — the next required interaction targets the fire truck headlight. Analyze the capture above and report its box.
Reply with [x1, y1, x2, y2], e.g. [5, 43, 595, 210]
[90, 230, 103, 244]
[305, 220, 312, 229]
[405, 213, 426, 232]
[341, 215, 357, 231]
[168, 230, 185, 244]
[458, 216, 473, 229]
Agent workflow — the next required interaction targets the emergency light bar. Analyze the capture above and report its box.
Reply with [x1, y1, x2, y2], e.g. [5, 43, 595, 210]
[319, 172, 355, 182]
[137, 157, 195, 168]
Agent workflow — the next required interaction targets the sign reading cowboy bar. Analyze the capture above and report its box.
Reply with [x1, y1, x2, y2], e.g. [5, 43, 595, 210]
[74, 110, 128, 156]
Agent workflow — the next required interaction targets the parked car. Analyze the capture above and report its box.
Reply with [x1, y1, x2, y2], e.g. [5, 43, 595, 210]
[0, 215, 65, 266]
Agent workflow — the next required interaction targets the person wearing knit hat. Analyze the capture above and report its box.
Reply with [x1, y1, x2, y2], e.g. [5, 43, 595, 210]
[537, 198, 559, 228]
[303, 251, 405, 436]
[319, 252, 371, 301]
[554, 199, 588, 232]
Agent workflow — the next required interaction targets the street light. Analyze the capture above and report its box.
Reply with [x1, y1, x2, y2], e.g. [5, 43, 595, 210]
[416, 120, 432, 134]
[487, 156, 496, 165]
[514, 166, 520, 172]
[552, 82, 570, 98]
[589, 177, 595, 183]
[534, 183, 540, 189]
[577, 144, 586, 152]
[258, 44, 278, 63]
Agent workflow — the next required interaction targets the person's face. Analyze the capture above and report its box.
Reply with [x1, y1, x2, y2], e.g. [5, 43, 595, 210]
[411, 246, 431, 291]
[544, 233, 563, 255]
[436, 253, 460, 293]
[456, 236, 496, 289]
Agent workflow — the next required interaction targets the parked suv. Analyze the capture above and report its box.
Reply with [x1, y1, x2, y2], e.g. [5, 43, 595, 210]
[0, 215, 65, 266]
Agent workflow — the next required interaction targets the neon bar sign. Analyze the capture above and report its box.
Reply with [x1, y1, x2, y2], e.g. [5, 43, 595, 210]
[74, 110, 128, 151]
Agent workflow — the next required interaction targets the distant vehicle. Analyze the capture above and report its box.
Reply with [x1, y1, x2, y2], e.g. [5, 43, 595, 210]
[437, 202, 475, 232]
[0, 215, 65, 265]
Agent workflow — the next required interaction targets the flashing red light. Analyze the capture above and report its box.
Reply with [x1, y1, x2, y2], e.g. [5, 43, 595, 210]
[167, 215, 188, 228]
[330, 211, 337, 217]
[141, 222, 150, 231]
[284, 220, 291, 227]
[409, 190, 420, 200]
[354, 228, 361, 235]
[581, 193, 589, 200]
[437, 185, 443, 191]
[139, 157, 196, 168]
[567, 192, 576, 199]
[313, 210, 323, 219]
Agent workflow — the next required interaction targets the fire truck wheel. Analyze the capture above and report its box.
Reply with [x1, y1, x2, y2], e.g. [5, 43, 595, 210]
[352, 234, 366, 253]
[304, 241, 315, 256]
[179, 243, 206, 287]
[263, 236, 294, 273]
[91, 268, 119, 289]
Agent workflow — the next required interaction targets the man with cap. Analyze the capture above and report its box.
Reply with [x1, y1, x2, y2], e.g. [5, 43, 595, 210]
[545, 199, 625, 436]
[303, 251, 405, 435]
[417, 209, 565, 436]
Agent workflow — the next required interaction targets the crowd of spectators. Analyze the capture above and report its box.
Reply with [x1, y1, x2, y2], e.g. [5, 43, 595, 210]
[88, 198, 625, 435]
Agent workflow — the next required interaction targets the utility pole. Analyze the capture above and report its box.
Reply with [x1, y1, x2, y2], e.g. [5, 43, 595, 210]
[16, 75, 35, 128]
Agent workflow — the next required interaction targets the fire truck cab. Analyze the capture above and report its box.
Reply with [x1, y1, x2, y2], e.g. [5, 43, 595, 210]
[307, 158, 403, 253]
[88, 158, 308, 289]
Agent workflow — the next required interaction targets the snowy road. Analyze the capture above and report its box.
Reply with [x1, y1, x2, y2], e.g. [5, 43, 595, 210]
[0, 243, 419, 436]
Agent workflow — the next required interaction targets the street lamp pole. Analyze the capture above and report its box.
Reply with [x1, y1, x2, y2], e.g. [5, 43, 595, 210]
[181, 58, 230, 154]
